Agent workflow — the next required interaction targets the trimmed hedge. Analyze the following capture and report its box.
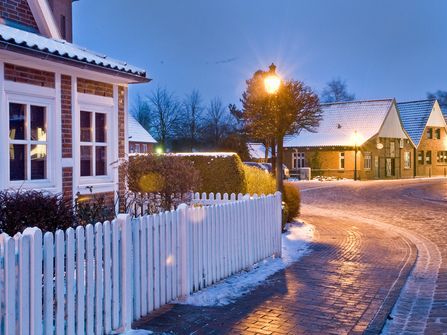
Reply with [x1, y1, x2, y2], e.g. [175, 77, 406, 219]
[180, 153, 247, 195]
[283, 182, 301, 222]
[243, 165, 276, 195]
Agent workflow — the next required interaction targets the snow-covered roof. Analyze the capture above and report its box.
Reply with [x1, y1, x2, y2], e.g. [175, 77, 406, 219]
[247, 143, 271, 159]
[284, 99, 395, 148]
[0, 24, 147, 80]
[128, 115, 156, 144]
[397, 100, 437, 146]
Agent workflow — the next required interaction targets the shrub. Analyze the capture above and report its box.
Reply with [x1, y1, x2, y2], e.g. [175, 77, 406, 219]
[75, 191, 114, 226]
[283, 182, 301, 222]
[243, 165, 276, 195]
[121, 154, 200, 210]
[0, 189, 74, 235]
[180, 153, 247, 195]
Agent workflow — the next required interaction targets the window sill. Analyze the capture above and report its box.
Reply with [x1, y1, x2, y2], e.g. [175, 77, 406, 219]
[8, 180, 59, 193]
[76, 181, 115, 195]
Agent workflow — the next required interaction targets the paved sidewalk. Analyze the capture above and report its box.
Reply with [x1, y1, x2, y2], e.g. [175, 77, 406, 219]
[133, 213, 416, 334]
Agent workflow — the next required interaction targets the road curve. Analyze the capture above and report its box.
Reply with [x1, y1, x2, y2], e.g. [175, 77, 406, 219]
[299, 178, 447, 334]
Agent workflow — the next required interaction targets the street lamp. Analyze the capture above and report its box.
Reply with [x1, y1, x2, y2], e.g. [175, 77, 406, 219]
[352, 131, 361, 181]
[264, 63, 284, 193]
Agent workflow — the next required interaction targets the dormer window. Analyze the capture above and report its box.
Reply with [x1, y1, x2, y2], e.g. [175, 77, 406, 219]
[427, 128, 433, 139]
[435, 128, 441, 140]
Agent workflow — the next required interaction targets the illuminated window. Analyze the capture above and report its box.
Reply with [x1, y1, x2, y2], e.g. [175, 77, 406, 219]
[404, 151, 411, 169]
[418, 151, 424, 165]
[9, 102, 47, 181]
[426, 151, 432, 165]
[437, 151, 447, 164]
[364, 152, 372, 170]
[80, 111, 107, 176]
[339, 152, 345, 169]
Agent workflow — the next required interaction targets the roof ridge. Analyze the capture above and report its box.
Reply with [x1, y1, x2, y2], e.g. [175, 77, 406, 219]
[321, 98, 394, 106]
[397, 99, 436, 105]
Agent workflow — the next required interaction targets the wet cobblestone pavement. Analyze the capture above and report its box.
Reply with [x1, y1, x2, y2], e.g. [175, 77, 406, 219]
[132, 179, 447, 334]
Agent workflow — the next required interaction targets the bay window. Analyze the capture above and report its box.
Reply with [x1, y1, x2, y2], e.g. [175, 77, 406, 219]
[9, 102, 48, 181]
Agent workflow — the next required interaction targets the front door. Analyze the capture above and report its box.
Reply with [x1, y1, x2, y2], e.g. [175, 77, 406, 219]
[386, 158, 395, 177]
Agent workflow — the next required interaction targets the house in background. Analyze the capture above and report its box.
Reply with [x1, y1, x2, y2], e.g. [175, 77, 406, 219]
[247, 142, 271, 162]
[128, 114, 157, 153]
[398, 100, 447, 177]
[0, 0, 148, 208]
[283, 99, 415, 180]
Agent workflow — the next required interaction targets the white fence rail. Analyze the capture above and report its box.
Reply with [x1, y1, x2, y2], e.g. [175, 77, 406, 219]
[0, 192, 282, 334]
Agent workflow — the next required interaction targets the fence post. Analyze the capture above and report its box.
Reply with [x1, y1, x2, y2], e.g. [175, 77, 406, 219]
[275, 191, 283, 257]
[177, 203, 189, 297]
[118, 213, 133, 332]
[23, 227, 43, 335]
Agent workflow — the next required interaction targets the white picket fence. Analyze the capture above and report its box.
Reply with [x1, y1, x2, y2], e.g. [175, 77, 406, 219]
[0, 192, 282, 335]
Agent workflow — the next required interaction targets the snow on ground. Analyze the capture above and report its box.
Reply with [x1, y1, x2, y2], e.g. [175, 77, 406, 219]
[119, 329, 153, 335]
[179, 222, 314, 307]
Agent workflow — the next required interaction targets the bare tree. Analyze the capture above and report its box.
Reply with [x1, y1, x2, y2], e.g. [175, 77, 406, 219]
[427, 90, 447, 111]
[131, 94, 151, 131]
[177, 90, 204, 151]
[203, 97, 232, 146]
[147, 87, 181, 147]
[321, 78, 355, 103]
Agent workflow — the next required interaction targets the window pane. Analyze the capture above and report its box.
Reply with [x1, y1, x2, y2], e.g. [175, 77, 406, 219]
[80, 146, 92, 176]
[95, 146, 107, 176]
[9, 103, 26, 140]
[31, 144, 47, 179]
[80, 111, 92, 142]
[31, 105, 46, 141]
[95, 113, 106, 143]
[10, 144, 26, 180]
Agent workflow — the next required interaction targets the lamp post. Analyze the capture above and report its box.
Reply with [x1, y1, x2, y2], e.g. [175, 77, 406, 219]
[264, 63, 283, 193]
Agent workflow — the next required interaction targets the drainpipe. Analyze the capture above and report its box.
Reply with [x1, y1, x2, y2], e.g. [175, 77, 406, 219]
[413, 147, 417, 178]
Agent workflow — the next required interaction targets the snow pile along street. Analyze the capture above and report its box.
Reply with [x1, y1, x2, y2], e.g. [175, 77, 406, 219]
[180, 222, 314, 306]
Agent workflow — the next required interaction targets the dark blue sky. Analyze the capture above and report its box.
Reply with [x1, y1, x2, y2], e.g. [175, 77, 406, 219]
[73, 0, 447, 108]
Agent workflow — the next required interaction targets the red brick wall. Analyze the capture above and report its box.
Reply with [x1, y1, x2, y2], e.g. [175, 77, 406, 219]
[118, 86, 126, 211]
[62, 167, 73, 201]
[4, 63, 55, 88]
[77, 78, 113, 97]
[61, 74, 72, 158]
[0, 0, 39, 31]
[129, 142, 154, 153]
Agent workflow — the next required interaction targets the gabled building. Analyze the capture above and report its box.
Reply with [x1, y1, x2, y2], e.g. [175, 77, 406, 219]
[398, 100, 447, 177]
[0, 0, 149, 208]
[128, 114, 157, 154]
[283, 99, 415, 180]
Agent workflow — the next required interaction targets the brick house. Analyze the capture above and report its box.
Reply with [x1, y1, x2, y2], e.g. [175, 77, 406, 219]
[283, 99, 415, 180]
[0, 0, 148, 208]
[398, 100, 447, 177]
[128, 114, 157, 154]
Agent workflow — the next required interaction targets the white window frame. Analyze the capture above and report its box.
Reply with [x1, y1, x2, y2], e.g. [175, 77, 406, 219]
[292, 151, 305, 169]
[135, 143, 140, 153]
[76, 94, 115, 188]
[390, 142, 396, 158]
[142, 144, 148, 153]
[404, 151, 411, 169]
[339, 152, 345, 170]
[5, 92, 57, 190]
[364, 152, 372, 170]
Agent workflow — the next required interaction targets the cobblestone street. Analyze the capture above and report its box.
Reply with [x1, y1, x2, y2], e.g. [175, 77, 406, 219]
[133, 179, 447, 334]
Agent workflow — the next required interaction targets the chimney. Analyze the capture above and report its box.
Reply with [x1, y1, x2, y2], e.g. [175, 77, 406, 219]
[47, 0, 73, 42]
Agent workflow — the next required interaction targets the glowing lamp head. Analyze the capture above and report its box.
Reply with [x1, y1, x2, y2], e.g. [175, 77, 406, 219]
[351, 131, 363, 146]
[155, 147, 163, 155]
[264, 74, 281, 94]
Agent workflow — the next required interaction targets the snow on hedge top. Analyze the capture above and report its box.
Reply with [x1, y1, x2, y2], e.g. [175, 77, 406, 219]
[284, 99, 394, 148]
[0, 24, 146, 78]
[128, 115, 157, 143]
[173, 152, 237, 157]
